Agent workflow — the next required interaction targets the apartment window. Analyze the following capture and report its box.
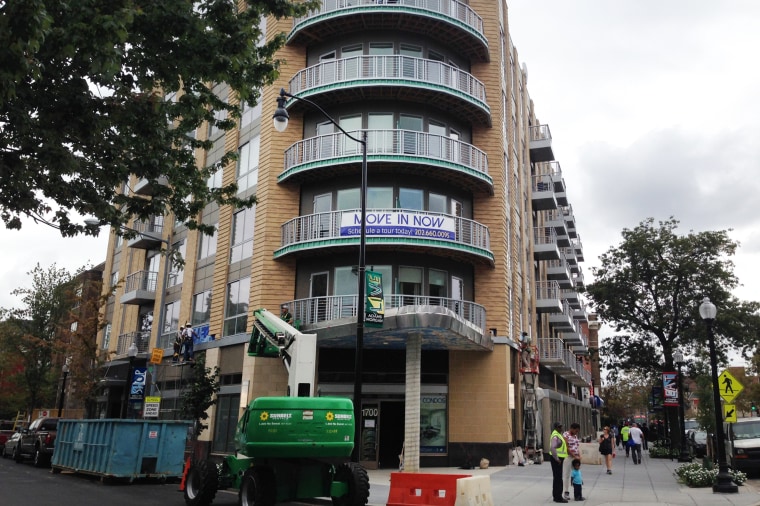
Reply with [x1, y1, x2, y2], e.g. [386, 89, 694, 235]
[102, 323, 112, 350]
[399, 266, 423, 304]
[69, 321, 78, 334]
[240, 99, 262, 127]
[398, 188, 423, 210]
[337, 188, 359, 210]
[230, 206, 255, 263]
[223, 277, 250, 336]
[192, 290, 213, 326]
[168, 239, 187, 287]
[110, 271, 119, 290]
[198, 228, 218, 260]
[207, 167, 223, 189]
[207, 107, 227, 140]
[368, 187, 393, 208]
[212, 394, 241, 453]
[162, 300, 181, 338]
[429, 193, 447, 214]
[237, 136, 260, 192]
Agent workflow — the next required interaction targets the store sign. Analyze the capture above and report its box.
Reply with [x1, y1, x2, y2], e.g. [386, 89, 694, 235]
[129, 367, 147, 400]
[339, 211, 456, 241]
[420, 395, 447, 455]
[365, 270, 384, 328]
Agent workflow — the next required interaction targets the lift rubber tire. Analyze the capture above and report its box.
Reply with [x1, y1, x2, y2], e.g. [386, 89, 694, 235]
[239, 467, 275, 506]
[331, 462, 369, 506]
[184, 459, 219, 506]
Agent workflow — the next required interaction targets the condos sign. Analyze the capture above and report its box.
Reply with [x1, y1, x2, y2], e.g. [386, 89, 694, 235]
[340, 211, 456, 240]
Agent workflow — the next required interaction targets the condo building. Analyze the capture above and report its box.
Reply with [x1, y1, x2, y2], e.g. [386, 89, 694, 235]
[95, 0, 591, 468]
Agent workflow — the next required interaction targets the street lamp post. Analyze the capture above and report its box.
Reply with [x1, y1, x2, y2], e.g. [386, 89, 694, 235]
[57, 362, 70, 417]
[274, 88, 368, 462]
[121, 342, 138, 419]
[674, 350, 691, 462]
[699, 297, 738, 493]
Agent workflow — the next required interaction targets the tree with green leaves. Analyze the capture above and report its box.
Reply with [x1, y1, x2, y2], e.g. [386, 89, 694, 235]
[587, 217, 760, 448]
[180, 354, 220, 438]
[0, 263, 79, 416]
[0, 0, 317, 236]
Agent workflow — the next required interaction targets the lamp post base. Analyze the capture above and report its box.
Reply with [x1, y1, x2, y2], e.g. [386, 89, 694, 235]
[713, 471, 738, 493]
[677, 451, 692, 463]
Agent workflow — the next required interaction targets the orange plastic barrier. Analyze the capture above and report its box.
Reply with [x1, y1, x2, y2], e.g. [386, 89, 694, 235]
[387, 472, 471, 506]
[179, 457, 191, 491]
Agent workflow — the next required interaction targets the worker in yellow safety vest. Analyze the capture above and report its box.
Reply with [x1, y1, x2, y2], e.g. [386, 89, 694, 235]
[549, 422, 568, 503]
[621, 422, 631, 457]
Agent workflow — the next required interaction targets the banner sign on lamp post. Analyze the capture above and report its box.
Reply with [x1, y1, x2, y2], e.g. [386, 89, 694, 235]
[663, 372, 679, 407]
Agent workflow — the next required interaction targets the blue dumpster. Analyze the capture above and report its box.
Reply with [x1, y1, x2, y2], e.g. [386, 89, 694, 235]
[52, 419, 191, 481]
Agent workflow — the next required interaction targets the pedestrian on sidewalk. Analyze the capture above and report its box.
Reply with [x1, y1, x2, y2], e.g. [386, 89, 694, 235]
[550, 422, 568, 503]
[598, 426, 614, 474]
[621, 422, 631, 456]
[641, 423, 650, 450]
[562, 423, 581, 500]
[570, 459, 585, 501]
[629, 422, 644, 464]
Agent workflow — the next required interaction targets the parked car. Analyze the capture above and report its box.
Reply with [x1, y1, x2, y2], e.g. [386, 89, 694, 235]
[16, 417, 58, 467]
[1, 431, 23, 460]
[689, 430, 707, 457]
[0, 420, 15, 451]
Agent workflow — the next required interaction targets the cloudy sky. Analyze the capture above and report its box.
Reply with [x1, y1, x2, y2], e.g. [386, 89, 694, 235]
[507, 1, 760, 307]
[1, 1, 758, 332]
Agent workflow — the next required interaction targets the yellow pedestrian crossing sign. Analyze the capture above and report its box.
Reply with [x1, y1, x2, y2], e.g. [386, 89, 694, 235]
[724, 404, 737, 423]
[718, 370, 743, 403]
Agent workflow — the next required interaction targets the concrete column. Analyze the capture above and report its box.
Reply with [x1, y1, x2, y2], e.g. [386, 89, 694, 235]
[404, 333, 422, 472]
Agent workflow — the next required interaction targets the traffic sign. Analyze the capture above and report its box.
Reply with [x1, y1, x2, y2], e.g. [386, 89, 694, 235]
[724, 404, 737, 423]
[718, 369, 744, 403]
[150, 348, 164, 364]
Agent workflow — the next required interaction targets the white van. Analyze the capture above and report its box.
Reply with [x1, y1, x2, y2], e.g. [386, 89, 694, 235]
[725, 418, 760, 473]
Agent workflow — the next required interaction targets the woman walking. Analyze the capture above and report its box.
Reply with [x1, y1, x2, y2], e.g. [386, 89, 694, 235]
[598, 426, 614, 474]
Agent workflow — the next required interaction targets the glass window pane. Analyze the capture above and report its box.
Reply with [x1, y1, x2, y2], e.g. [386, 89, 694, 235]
[334, 266, 355, 295]
[399, 188, 423, 210]
[337, 188, 360, 210]
[399, 266, 422, 283]
[368, 187, 393, 208]
[429, 193, 447, 213]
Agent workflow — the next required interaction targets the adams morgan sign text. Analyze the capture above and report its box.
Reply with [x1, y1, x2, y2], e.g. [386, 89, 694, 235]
[340, 211, 457, 241]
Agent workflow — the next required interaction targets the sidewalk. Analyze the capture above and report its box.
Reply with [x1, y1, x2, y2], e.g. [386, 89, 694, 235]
[363, 450, 760, 506]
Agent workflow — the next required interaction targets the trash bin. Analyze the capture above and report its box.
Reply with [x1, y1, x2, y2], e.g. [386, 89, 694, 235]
[52, 419, 191, 481]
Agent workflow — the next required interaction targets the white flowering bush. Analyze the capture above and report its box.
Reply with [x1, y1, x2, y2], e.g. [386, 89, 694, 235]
[675, 462, 747, 487]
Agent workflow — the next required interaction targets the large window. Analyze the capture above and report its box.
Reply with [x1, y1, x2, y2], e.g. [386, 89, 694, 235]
[162, 300, 181, 339]
[168, 239, 187, 287]
[212, 394, 241, 453]
[198, 228, 218, 260]
[192, 290, 213, 326]
[398, 188, 424, 210]
[237, 136, 259, 192]
[223, 277, 250, 336]
[399, 266, 423, 304]
[230, 207, 255, 263]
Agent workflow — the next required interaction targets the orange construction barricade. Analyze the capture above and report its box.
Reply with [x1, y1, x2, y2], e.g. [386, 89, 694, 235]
[387, 472, 471, 506]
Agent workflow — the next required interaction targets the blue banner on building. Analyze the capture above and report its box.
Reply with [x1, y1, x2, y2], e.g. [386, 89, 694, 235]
[129, 367, 147, 401]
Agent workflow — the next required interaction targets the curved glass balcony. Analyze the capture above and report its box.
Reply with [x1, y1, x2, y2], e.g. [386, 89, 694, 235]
[286, 56, 490, 126]
[280, 129, 492, 194]
[282, 293, 490, 350]
[288, 0, 488, 62]
[275, 208, 493, 265]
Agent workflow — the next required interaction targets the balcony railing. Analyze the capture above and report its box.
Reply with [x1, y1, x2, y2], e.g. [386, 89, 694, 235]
[124, 270, 158, 293]
[285, 293, 485, 333]
[281, 129, 491, 192]
[287, 55, 490, 124]
[529, 124, 554, 163]
[127, 217, 165, 249]
[277, 208, 492, 263]
[116, 331, 151, 356]
[290, 0, 488, 61]
[537, 337, 591, 386]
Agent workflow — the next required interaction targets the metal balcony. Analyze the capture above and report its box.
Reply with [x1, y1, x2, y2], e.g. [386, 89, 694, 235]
[561, 320, 585, 346]
[529, 124, 553, 163]
[115, 331, 151, 357]
[281, 293, 490, 350]
[562, 205, 577, 239]
[535, 161, 566, 206]
[286, 55, 491, 126]
[535, 280, 562, 314]
[572, 235, 584, 262]
[533, 227, 560, 261]
[275, 208, 493, 265]
[546, 254, 572, 286]
[548, 300, 574, 330]
[133, 175, 168, 196]
[120, 270, 158, 305]
[561, 289, 581, 310]
[288, 0, 489, 62]
[531, 174, 557, 211]
[538, 337, 590, 386]
[127, 217, 165, 249]
[573, 268, 585, 290]
[573, 305, 588, 323]
[560, 247, 578, 269]
[280, 129, 492, 195]
[542, 209, 567, 235]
